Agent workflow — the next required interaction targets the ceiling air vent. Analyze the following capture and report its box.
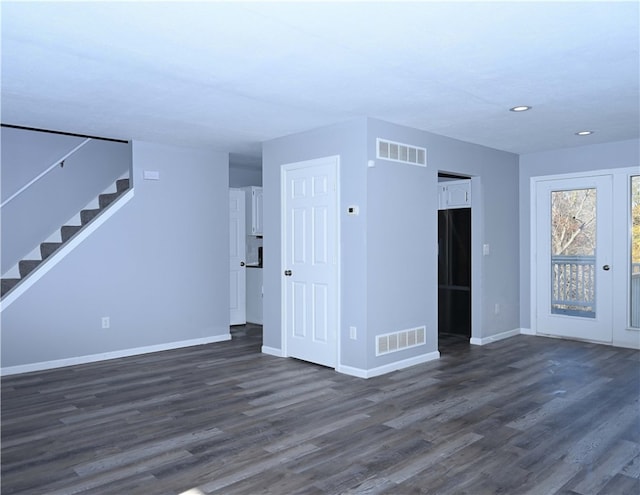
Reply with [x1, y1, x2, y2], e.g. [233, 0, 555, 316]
[377, 138, 426, 167]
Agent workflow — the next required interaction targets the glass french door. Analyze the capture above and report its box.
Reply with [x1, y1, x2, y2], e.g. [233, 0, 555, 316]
[535, 175, 613, 342]
[631, 175, 640, 329]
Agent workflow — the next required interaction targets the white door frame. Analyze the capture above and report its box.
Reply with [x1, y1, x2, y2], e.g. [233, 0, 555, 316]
[229, 188, 246, 326]
[470, 176, 483, 344]
[530, 167, 638, 347]
[280, 155, 341, 367]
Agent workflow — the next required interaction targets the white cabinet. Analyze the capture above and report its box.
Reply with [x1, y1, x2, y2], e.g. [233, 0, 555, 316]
[243, 186, 263, 235]
[438, 179, 471, 210]
[246, 268, 263, 324]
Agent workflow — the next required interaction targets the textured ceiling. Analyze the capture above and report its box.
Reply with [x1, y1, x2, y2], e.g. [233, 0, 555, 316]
[2, 1, 638, 168]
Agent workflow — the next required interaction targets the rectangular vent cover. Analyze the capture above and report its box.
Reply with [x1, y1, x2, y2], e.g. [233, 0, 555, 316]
[376, 326, 426, 356]
[377, 138, 427, 167]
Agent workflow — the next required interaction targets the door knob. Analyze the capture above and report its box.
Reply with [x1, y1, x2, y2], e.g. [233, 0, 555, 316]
[602, 265, 610, 271]
[284, 269, 292, 276]
[240, 261, 245, 267]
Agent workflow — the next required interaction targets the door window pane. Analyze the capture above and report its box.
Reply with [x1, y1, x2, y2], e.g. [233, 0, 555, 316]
[550, 188, 596, 318]
[631, 176, 640, 328]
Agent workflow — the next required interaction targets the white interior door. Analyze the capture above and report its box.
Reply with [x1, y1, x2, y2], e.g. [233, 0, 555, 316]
[230, 189, 246, 325]
[282, 156, 339, 368]
[534, 175, 613, 342]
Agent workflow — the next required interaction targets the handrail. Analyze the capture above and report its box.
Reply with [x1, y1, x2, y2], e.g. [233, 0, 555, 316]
[0, 138, 92, 208]
[551, 254, 596, 264]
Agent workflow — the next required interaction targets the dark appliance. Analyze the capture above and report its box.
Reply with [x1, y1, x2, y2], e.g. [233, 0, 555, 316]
[438, 208, 471, 337]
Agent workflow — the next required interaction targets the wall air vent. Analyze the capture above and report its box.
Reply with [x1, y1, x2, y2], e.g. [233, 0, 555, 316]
[376, 326, 426, 356]
[376, 138, 427, 167]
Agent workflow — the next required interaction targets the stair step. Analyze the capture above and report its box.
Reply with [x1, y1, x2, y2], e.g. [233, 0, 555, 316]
[40, 242, 63, 260]
[116, 178, 130, 192]
[81, 208, 101, 225]
[19, 260, 41, 278]
[1, 278, 21, 297]
[61, 225, 82, 243]
[99, 192, 121, 209]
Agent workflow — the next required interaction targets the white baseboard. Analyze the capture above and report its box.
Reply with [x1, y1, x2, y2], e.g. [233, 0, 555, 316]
[613, 339, 640, 350]
[519, 327, 535, 336]
[337, 351, 440, 379]
[470, 328, 522, 346]
[1, 333, 231, 376]
[261, 346, 284, 357]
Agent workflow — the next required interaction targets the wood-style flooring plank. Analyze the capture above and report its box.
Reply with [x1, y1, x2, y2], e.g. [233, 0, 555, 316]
[2, 326, 639, 494]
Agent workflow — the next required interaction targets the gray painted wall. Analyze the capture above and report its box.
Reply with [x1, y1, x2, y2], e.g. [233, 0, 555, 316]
[518, 138, 640, 331]
[262, 119, 368, 368]
[1, 141, 230, 368]
[229, 165, 262, 187]
[365, 120, 438, 369]
[367, 119, 519, 362]
[263, 117, 519, 374]
[1, 127, 131, 273]
[2, 127, 84, 197]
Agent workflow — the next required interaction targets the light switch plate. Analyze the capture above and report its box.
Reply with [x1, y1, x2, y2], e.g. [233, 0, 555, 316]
[143, 170, 160, 180]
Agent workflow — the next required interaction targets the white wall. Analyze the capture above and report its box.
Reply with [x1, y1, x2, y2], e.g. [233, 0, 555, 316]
[519, 138, 640, 333]
[1, 141, 230, 371]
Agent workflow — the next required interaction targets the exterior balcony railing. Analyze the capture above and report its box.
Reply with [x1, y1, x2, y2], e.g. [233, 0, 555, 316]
[551, 256, 640, 327]
[551, 255, 596, 318]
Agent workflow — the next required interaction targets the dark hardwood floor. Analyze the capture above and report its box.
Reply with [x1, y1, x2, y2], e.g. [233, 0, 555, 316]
[2, 326, 639, 494]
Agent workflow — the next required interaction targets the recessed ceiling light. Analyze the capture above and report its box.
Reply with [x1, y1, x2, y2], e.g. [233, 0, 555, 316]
[509, 105, 531, 112]
[575, 130, 594, 136]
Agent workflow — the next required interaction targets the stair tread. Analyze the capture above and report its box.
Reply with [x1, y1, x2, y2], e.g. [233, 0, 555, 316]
[19, 259, 41, 266]
[61, 225, 82, 242]
[116, 178, 130, 192]
[81, 208, 101, 225]
[19, 259, 41, 278]
[99, 192, 120, 209]
[41, 242, 63, 260]
[1, 278, 21, 297]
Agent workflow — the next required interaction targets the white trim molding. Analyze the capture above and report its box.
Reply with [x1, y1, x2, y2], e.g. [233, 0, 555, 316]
[1, 333, 231, 376]
[261, 346, 284, 357]
[337, 351, 440, 379]
[470, 328, 522, 346]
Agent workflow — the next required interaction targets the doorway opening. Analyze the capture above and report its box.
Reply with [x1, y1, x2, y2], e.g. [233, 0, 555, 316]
[438, 173, 472, 350]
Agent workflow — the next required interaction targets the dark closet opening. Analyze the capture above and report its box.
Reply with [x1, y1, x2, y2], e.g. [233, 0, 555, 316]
[438, 176, 471, 340]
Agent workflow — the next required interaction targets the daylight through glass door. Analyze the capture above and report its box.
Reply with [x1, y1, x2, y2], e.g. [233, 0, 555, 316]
[550, 188, 597, 318]
[631, 176, 640, 328]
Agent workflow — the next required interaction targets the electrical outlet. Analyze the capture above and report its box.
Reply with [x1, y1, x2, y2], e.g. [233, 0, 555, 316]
[494, 304, 500, 315]
[101, 316, 110, 329]
[349, 326, 357, 340]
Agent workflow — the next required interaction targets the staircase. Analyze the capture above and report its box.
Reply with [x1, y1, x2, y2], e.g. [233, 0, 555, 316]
[1, 177, 131, 299]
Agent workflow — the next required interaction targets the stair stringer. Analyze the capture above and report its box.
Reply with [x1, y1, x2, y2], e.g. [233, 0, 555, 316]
[0, 188, 134, 312]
